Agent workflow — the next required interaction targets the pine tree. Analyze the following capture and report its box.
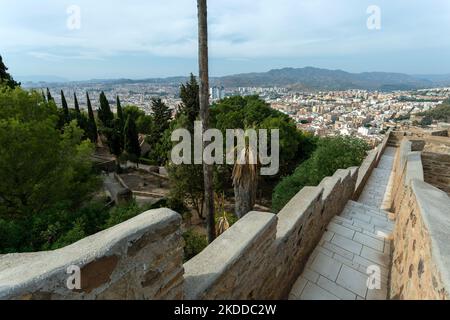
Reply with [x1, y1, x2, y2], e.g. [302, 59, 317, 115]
[116, 95, 124, 130]
[0, 55, 20, 88]
[86, 92, 98, 143]
[41, 90, 47, 102]
[61, 90, 70, 122]
[152, 98, 171, 133]
[98, 91, 114, 128]
[179, 73, 200, 127]
[150, 98, 171, 144]
[124, 115, 141, 162]
[46, 88, 54, 102]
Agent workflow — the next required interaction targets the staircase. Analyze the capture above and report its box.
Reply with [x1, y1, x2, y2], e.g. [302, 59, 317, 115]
[289, 147, 397, 300]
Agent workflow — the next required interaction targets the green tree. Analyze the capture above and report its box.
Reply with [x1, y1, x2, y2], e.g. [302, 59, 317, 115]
[86, 92, 98, 143]
[272, 135, 369, 212]
[167, 115, 206, 218]
[74, 92, 81, 115]
[98, 91, 114, 128]
[108, 119, 124, 161]
[123, 105, 145, 122]
[151, 98, 171, 138]
[0, 55, 20, 88]
[60, 90, 70, 123]
[0, 88, 99, 220]
[178, 74, 200, 128]
[116, 96, 125, 130]
[136, 114, 154, 135]
[46, 88, 54, 102]
[147, 98, 172, 164]
[124, 115, 141, 162]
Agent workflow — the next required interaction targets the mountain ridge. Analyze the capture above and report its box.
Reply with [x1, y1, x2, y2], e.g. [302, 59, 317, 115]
[22, 67, 450, 91]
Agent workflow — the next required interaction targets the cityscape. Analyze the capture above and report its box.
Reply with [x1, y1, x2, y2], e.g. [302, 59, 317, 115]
[27, 79, 450, 147]
[1, 0, 450, 309]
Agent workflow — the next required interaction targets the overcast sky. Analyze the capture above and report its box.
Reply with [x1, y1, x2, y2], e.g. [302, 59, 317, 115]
[1, 0, 449, 81]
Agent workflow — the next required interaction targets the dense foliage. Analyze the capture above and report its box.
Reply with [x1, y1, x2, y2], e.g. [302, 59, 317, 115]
[0, 87, 103, 253]
[272, 135, 370, 212]
[210, 95, 317, 176]
[0, 55, 20, 89]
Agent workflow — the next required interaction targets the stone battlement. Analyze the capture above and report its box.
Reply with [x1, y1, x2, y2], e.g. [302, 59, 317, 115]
[1, 128, 449, 300]
[389, 138, 450, 299]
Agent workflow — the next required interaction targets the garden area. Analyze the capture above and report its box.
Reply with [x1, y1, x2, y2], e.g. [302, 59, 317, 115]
[0, 68, 370, 261]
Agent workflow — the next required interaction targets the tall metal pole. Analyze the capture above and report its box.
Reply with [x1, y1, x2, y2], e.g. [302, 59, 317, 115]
[197, 0, 216, 243]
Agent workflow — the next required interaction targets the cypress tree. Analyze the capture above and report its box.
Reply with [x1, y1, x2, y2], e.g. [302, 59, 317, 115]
[108, 120, 124, 159]
[86, 92, 98, 143]
[0, 55, 20, 88]
[74, 92, 81, 115]
[98, 91, 114, 128]
[124, 115, 141, 161]
[46, 88, 54, 102]
[61, 90, 70, 122]
[41, 90, 47, 102]
[116, 95, 124, 130]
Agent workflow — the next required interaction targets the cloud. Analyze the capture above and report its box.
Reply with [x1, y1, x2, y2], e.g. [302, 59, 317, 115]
[1, 0, 450, 77]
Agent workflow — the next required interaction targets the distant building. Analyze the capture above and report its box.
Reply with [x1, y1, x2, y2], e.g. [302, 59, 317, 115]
[358, 126, 375, 136]
[210, 86, 225, 101]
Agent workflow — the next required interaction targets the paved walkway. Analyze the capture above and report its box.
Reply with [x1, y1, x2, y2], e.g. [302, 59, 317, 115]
[289, 147, 397, 300]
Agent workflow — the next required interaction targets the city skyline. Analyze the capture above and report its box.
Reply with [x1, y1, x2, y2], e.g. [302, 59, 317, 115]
[1, 0, 450, 81]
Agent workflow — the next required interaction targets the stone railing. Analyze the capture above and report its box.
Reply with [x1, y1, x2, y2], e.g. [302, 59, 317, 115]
[184, 167, 359, 299]
[389, 138, 450, 300]
[0, 209, 184, 300]
[1, 132, 396, 300]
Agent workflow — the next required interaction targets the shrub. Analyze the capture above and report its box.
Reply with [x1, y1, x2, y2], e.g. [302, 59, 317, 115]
[272, 136, 370, 212]
[182, 230, 208, 262]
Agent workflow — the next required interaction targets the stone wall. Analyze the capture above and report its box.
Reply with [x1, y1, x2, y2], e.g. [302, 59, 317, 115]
[1, 132, 391, 300]
[389, 138, 450, 300]
[422, 152, 450, 196]
[184, 167, 359, 300]
[0, 209, 184, 300]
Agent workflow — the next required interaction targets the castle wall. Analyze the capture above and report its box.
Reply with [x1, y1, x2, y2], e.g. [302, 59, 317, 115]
[389, 138, 450, 300]
[422, 152, 450, 196]
[1, 134, 393, 300]
[184, 167, 359, 299]
[0, 209, 184, 300]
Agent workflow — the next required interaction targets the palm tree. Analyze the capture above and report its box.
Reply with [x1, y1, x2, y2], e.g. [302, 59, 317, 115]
[232, 142, 259, 218]
[197, 0, 215, 243]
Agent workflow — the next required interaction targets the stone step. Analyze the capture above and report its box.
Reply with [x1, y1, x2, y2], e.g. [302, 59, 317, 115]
[291, 219, 392, 300]
[343, 200, 393, 218]
[331, 216, 392, 240]
[341, 211, 394, 233]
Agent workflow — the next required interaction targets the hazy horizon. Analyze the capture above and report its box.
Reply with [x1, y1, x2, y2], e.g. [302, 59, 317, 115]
[2, 0, 450, 81]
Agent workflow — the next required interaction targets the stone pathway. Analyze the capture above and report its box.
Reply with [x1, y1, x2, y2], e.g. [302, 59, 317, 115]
[289, 147, 397, 300]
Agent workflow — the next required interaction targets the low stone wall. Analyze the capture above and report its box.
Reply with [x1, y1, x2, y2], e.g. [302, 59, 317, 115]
[184, 167, 359, 300]
[2, 131, 392, 300]
[422, 152, 450, 196]
[184, 211, 277, 300]
[389, 139, 450, 300]
[0, 209, 184, 300]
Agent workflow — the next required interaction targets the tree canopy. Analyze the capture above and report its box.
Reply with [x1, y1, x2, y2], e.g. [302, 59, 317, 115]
[0, 55, 20, 89]
[0, 87, 100, 220]
[272, 135, 370, 212]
